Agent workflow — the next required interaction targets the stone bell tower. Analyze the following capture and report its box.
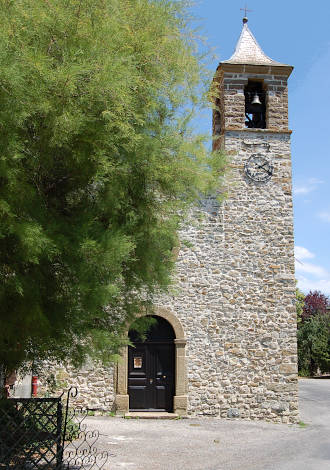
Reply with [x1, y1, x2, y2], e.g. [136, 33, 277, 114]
[210, 17, 298, 422]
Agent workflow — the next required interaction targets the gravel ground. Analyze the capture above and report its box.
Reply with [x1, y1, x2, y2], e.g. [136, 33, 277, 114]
[85, 378, 330, 470]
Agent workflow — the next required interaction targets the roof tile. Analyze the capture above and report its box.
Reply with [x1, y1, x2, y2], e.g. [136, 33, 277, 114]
[223, 23, 287, 66]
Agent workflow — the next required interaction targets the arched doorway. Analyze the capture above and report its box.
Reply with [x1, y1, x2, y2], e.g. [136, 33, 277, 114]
[115, 307, 187, 416]
[128, 316, 175, 411]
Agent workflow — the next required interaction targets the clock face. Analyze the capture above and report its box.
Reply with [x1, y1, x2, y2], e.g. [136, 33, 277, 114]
[245, 154, 273, 182]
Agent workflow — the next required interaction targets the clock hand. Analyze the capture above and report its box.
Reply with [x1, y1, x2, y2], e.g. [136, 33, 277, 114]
[257, 163, 272, 173]
[257, 163, 268, 170]
[256, 163, 272, 176]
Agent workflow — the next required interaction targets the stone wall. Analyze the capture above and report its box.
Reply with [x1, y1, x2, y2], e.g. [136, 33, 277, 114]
[38, 361, 115, 411]
[266, 78, 289, 130]
[154, 130, 298, 423]
[213, 70, 289, 136]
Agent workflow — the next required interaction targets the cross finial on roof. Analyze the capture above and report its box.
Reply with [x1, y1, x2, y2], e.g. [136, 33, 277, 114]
[240, 4, 252, 23]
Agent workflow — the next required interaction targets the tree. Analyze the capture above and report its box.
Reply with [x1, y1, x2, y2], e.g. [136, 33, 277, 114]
[297, 313, 330, 376]
[297, 290, 330, 376]
[302, 290, 328, 321]
[295, 286, 305, 326]
[0, 0, 224, 379]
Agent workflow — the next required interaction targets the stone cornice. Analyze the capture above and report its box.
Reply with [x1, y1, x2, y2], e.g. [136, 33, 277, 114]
[217, 63, 293, 77]
[224, 128, 292, 135]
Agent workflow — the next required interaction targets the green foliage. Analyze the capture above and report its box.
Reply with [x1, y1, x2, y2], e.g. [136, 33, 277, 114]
[295, 287, 305, 326]
[297, 313, 330, 376]
[0, 0, 225, 374]
[128, 315, 157, 342]
[296, 289, 330, 376]
[298, 420, 307, 428]
[64, 414, 80, 441]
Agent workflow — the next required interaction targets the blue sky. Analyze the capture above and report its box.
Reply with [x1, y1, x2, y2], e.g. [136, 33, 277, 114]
[191, 0, 330, 295]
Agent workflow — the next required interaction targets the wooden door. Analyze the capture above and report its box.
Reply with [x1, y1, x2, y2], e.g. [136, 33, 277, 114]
[128, 342, 174, 411]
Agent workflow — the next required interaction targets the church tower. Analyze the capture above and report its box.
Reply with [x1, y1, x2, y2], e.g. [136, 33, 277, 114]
[209, 18, 298, 421]
[112, 16, 299, 420]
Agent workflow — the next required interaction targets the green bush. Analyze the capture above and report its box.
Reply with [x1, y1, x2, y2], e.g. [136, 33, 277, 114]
[297, 314, 330, 376]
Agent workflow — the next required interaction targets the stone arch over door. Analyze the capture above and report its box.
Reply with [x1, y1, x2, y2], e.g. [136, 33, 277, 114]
[115, 307, 187, 415]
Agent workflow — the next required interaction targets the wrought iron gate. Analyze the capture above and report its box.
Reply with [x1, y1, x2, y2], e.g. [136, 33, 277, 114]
[0, 387, 109, 469]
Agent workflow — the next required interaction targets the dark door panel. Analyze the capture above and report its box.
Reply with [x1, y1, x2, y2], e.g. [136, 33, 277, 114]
[155, 385, 166, 410]
[128, 345, 150, 410]
[128, 342, 174, 411]
[129, 386, 148, 409]
[153, 343, 174, 411]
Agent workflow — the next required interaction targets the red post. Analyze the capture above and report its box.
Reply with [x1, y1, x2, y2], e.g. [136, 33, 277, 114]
[32, 375, 38, 397]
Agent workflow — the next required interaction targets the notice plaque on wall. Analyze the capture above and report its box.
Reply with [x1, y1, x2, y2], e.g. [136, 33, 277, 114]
[134, 357, 142, 369]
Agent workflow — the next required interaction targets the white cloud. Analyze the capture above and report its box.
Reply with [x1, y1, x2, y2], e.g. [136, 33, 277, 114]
[293, 186, 311, 195]
[293, 178, 324, 196]
[294, 245, 330, 294]
[318, 211, 330, 223]
[296, 275, 330, 296]
[308, 178, 324, 185]
[295, 260, 328, 278]
[294, 246, 314, 260]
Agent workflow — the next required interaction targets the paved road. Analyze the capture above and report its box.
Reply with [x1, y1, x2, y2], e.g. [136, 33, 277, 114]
[87, 378, 330, 470]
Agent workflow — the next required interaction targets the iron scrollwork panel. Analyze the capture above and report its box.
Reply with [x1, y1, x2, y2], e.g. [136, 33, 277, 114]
[0, 386, 109, 469]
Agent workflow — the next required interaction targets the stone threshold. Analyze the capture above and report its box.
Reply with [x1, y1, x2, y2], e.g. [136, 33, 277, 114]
[124, 412, 179, 419]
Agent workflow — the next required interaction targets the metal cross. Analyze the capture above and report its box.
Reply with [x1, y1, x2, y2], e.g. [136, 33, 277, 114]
[240, 4, 253, 17]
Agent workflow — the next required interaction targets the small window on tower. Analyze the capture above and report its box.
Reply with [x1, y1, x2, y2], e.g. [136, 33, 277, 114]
[244, 81, 266, 129]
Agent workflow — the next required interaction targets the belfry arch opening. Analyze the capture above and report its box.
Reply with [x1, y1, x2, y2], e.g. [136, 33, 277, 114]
[128, 316, 175, 412]
[244, 80, 266, 129]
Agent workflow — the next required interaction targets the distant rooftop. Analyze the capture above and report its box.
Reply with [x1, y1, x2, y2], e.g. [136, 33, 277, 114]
[222, 18, 289, 67]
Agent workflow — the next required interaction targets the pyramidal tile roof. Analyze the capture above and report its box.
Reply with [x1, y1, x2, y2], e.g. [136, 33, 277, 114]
[223, 21, 287, 66]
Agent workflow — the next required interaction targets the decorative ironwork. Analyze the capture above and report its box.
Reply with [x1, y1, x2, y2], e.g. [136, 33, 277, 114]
[0, 387, 109, 469]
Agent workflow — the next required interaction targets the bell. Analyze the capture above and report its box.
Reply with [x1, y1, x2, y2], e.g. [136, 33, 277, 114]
[251, 93, 262, 106]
